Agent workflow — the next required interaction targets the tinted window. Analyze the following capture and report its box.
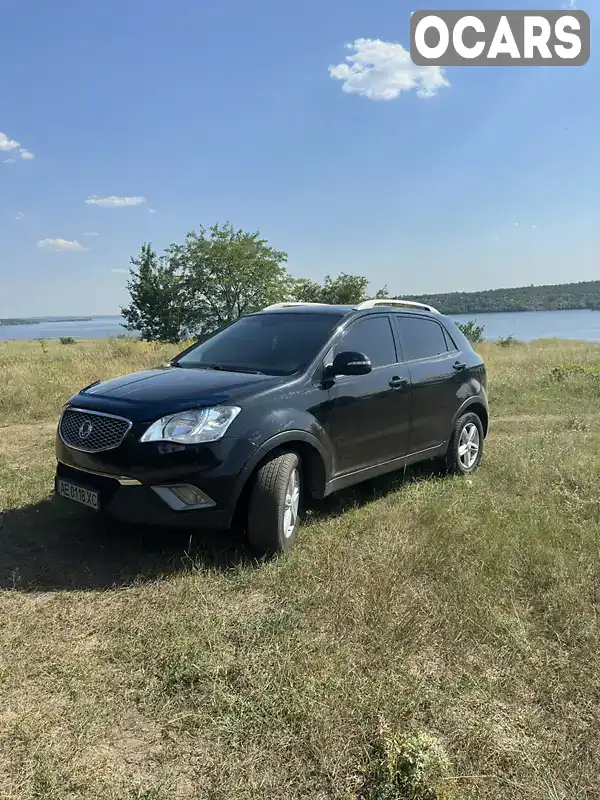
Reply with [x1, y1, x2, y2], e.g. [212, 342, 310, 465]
[337, 316, 397, 368]
[395, 316, 449, 361]
[442, 326, 458, 351]
[176, 312, 342, 376]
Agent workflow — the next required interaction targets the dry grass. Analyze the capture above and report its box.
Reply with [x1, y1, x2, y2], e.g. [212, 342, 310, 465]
[1, 337, 600, 799]
[0, 338, 177, 426]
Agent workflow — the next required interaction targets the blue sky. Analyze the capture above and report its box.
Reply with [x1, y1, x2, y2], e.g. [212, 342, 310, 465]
[1, 0, 597, 316]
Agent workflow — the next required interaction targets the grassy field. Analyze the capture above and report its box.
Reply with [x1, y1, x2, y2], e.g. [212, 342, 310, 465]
[1, 337, 600, 799]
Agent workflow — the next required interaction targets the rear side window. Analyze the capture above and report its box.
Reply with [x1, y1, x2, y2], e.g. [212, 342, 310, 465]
[442, 326, 458, 351]
[395, 316, 449, 362]
[338, 316, 397, 368]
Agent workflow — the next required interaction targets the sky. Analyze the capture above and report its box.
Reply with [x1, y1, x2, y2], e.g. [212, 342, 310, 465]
[0, 0, 597, 316]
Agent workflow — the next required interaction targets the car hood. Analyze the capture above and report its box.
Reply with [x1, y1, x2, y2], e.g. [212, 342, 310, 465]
[68, 366, 282, 422]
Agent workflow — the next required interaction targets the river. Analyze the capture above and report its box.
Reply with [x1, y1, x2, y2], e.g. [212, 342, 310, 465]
[2, 309, 600, 342]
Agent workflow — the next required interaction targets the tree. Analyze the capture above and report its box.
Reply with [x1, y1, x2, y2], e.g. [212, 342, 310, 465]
[121, 223, 291, 342]
[291, 272, 387, 305]
[121, 243, 189, 342]
[319, 273, 370, 304]
[173, 222, 291, 334]
[291, 277, 322, 304]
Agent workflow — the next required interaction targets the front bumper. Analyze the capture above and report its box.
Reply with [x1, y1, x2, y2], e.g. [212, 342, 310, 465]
[53, 396, 291, 529]
[55, 461, 235, 529]
[54, 420, 260, 530]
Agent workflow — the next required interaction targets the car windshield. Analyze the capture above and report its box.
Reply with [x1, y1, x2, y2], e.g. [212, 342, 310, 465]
[174, 312, 343, 376]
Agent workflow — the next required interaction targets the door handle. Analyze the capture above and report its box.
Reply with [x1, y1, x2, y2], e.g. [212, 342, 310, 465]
[453, 361, 466, 372]
[389, 376, 409, 390]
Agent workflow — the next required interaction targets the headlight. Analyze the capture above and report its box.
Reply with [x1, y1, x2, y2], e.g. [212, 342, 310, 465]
[140, 406, 241, 444]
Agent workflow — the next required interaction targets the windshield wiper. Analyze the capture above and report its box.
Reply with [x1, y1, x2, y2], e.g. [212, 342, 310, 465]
[199, 364, 265, 375]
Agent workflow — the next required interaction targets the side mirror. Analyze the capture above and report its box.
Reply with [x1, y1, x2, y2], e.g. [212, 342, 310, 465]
[328, 351, 372, 377]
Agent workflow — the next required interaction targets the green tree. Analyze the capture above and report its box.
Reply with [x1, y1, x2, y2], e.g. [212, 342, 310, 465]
[291, 272, 386, 305]
[320, 273, 370, 304]
[173, 222, 290, 334]
[121, 243, 189, 342]
[291, 277, 322, 303]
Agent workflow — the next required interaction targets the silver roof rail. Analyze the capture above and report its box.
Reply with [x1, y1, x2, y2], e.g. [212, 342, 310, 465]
[357, 299, 440, 313]
[261, 301, 332, 311]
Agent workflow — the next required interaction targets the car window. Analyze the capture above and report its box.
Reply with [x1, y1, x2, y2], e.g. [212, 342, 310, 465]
[394, 316, 449, 361]
[337, 316, 397, 368]
[175, 312, 343, 376]
[442, 326, 458, 351]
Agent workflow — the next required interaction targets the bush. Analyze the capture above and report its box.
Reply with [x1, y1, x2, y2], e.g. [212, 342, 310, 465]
[497, 335, 518, 348]
[59, 336, 76, 345]
[456, 320, 484, 344]
[360, 722, 452, 800]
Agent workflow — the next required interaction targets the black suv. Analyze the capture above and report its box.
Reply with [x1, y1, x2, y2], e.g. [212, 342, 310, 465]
[55, 300, 488, 554]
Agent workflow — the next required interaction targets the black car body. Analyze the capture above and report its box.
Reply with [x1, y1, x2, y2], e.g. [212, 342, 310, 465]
[55, 300, 488, 553]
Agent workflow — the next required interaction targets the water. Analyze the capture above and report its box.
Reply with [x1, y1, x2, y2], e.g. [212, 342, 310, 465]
[2, 309, 600, 342]
[450, 309, 600, 342]
[0, 316, 129, 341]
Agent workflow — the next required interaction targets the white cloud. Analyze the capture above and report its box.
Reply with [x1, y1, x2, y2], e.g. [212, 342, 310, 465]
[148, 208, 157, 213]
[85, 195, 147, 207]
[15, 212, 25, 221]
[84, 231, 100, 236]
[0, 133, 35, 159]
[110, 268, 129, 274]
[329, 38, 450, 100]
[0, 132, 20, 152]
[2, 158, 16, 165]
[562, 0, 576, 8]
[37, 238, 89, 252]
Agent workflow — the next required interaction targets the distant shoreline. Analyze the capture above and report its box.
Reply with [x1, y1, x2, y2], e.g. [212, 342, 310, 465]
[0, 317, 94, 327]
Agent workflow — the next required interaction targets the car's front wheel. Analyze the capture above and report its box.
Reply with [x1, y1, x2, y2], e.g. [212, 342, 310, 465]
[445, 412, 484, 474]
[247, 450, 302, 555]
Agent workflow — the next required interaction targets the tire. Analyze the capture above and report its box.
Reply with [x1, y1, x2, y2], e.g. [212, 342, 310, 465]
[247, 451, 302, 555]
[445, 412, 484, 475]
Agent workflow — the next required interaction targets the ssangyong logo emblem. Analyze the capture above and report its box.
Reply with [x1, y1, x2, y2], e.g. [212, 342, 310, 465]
[78, 419, 94, 440]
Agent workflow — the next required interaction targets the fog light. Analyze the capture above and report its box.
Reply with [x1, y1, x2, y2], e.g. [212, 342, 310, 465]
[152, 484, 216, 511]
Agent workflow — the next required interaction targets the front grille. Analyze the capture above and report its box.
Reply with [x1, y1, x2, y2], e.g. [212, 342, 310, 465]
[59, 409, 131, 453]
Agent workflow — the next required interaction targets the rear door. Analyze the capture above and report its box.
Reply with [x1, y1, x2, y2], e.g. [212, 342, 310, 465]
[324, 314, 411, 475]
[393, 314, 462, 453]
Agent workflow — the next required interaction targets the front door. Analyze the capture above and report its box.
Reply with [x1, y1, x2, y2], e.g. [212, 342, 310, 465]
[324, 315, 411, 476]
[393, 314, 462, 453]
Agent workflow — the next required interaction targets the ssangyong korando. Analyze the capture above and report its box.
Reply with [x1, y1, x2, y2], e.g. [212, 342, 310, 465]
[55, 300, 488, 554]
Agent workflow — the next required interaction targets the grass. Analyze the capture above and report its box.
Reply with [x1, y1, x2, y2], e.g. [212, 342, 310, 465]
[1, 337, 600, 799]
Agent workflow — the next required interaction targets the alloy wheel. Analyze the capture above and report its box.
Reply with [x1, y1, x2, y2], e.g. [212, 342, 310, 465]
[282, 468, 300, 538]
[458, 422, 480, 470]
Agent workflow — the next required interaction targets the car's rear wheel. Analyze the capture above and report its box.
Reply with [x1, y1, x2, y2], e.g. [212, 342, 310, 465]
[445, 412, 484, 474]
[247, 451, 302, 555]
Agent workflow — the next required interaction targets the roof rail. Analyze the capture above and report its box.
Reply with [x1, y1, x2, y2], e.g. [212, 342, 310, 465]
[261, 302, 332, 311]
[357, 299, 440, 313]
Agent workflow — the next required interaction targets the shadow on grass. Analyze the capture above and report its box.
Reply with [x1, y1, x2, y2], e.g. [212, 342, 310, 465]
[0, 497, 254, 592]
[0, 459, 444, 593]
